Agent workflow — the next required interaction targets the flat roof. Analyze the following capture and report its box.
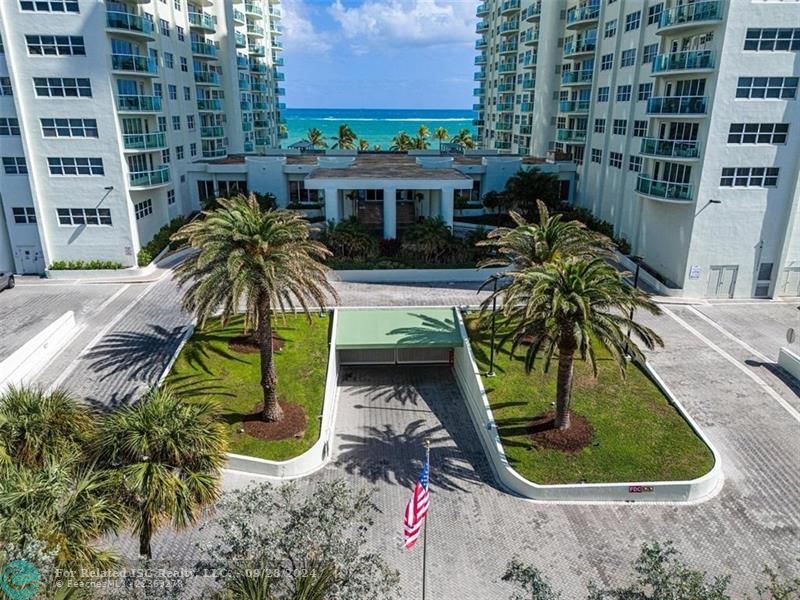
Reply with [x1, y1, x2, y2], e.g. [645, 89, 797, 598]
[308, 154, 471, 181]
[335, 308, 462, 349]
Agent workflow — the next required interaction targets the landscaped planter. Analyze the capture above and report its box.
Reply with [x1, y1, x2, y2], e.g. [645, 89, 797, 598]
[330, 266, 503, 284]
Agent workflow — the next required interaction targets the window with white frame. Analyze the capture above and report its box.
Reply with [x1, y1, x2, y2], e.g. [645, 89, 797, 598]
[33, 77, 91, 97]
[164, 52, 174, 69]
[597, 86, 609, 102]
[167, 190, 176, 205]
[727, 123, 789, 144]
[26, 35, 85, 56]
[0, 77, 11, 96]
[177, 26, 185, 42]
[601, 53, 613, 70]
[604, 20, 617, 38]
[2, 157, 27, 174]
[41, 118, 98, 137]
[20, 1, 79, 12]
[719, 167, 779, 187]
[616, 84, 632, 101]
[629, 155, 642, 172]
[158, 117, 167, 132]
[161, 149, 171, 163]
[187, 115, 195, 130]
[744, 28, 800, 52]
[190, 143, 197, 157]
[591, 148, 602, 163]
[180, 56, 188, 72]
[609, 151, 622, 168]
[0, 118, 20, 136]
[134, 199, 153, 220]
[624, 11, 640, 32]
[184, 86, 191, 100]
[621, 48, 636, 67]
[736, 77, 798, 99]
[594, 118, 605, 133]
[642, 43, 658, 64]
[168, 84, 177, 100]
[176, 145, 184, 160]
[159, 19, 170, 36]
[56, 207, 112, 226]
[172, 116, 181, 131]
[47, 157, 104, 176]
[612, 119, 627, 135]
[638, 83, 653, 100]
[12, 207, 36, 224]
[647, 3, 663, 26]
[632, 120, 647, 137]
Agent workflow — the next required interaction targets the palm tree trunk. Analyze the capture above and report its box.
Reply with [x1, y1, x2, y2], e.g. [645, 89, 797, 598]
[554, 346, 576, 431]
[139, 511, 152, 559]
[257, 293, 282, 422]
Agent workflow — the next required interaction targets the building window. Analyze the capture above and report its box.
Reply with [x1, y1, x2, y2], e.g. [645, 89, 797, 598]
[176, 145, 184, 160]
[180, 56, 188, 72]
[604, 19, 617, 38]
[744, 28, 800, 52]
[168, 190, 176, 205]
[174, 0, 181, 9]
[616, 84, 632, 101]
[168, 84, 177, 100]
[628, 155, 642, 172]
[0, 77, 12, 96]
[638, 83, 653, 101]
[159, 19, 170, 36]
[47, 157, 104, 176]
[594, 118, 605, 133]
[187, 115, 195, 130]
[158, 116, 167, 132]
[598, 86, 609, 102]
[621, 49, 636, 67]
[591, 148, 602, 163]
[41, 118, 98, 137]
[601, 53, 613, 70]
[0, 118, 20, 136]
[624, 10, 641, 32]
[609, 151, 622, 168]
[647, 3, 663, 26]
[642, 43, 658, 65]
[736, 77, 798, 99]
[12, 207, 37, 224]
[289, 181, 322, 204]
[177, 26, 185, 42]
[20, 1, 79, 12]
[154, 83, 163, 98]
[633, 120, 647, 137]
[164, 52, 174, 69]
[183, 86, 191, 100]
[33, 77, 91, 97]
[727, 123, 789, 144]
[172, 116, 181, 131]
[190, 143, 197, 157]
[26, 35, 85, 56]
[719, 167, 779, 187]
[57, 207, 112, 226]
[612, 119, 627, 135]
[2, 157, 27, 174]
[161, 149, 171, 163]
[135, 199, 153, 220]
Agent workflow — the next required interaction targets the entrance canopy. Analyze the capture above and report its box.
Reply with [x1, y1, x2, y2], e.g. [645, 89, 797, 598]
[335, 308, 462, 349]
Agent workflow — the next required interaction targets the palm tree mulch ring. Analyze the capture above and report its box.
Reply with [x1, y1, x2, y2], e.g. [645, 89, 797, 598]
[243, 401, 306, 441]
[228, 335, 285, 354]
[527, 411, 593, 452]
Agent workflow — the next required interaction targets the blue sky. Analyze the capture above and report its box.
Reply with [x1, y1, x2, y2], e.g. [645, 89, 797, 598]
[281, 0, 477, 109]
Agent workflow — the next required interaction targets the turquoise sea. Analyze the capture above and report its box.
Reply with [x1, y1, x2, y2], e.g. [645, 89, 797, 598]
[283, 108, 474, 150]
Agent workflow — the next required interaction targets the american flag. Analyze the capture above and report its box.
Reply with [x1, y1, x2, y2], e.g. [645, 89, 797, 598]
[403, 462, 430, 549]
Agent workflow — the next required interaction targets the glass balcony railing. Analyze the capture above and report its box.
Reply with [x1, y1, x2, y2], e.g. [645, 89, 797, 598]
[245, 2, 263, 17]
[244, 142, 255, 153]
[521, 54, 537, 67]
[275, 87, 286, 96]
[659, 0, 722, 30]
[194, 71, 221, 85]
[188, 11, 215, 30]
[272, 40, 283, 50]
[561, 69, 593, 85]
[117, 94, 162, 112]
[475, 37, 487, 49]
[497, 82, 515, 92]
[249, 45, 266, 56]
[519, 125, 532, 134]
[563, 39, 597, 56]
[238, 79, 251, 90]
[233, 9, 245, 23]
[521, 29, 539, 44]
[235, 32, 247, 47]
[556, 128, 587, 142]
[566, 3, 600, 26]
[640, 138, 701, 159]
[254, 120, 270, 129]
[559, 99, 591, 113]
[240, 100, 253, 111]
[277, 102, 286, 110]
[498, 62, 517, 73]
[646, 95, 708, 115]
[651, 50, 714, 73]
[191, 41, 218, 58]
[474, 70, 486, 81]
[520, 102, 533, 111]
[496, 122, 513, 131]
[496, 103, 514, 112]
[248, 24, 265, 36]
[197, 98, 224, 111]
[501, 0, 521, 14]
[498, 41, 518, 54]
[111, 53, 158, 75]
[476, 20, 489, 33]
[472, 103, 483, 111]
[500, 19, 520, 34]
[476, 2, 489, 16]
[636, 175, 693, 202]
[200, 126, 225, 138]
[250, 62, 267, 73]
[495, 140, 512, 150]
[123, 132, 166, 151]
[523, 2, 541, 20]
[255, 137, 270, 146]
[242, 121, 254, 132]
[475, 55, 487, 65]
[202, 148, 228, 159]
[106, 11, 154, 36]
[522, 79, 535, 90]
[129, 166, 170, 187]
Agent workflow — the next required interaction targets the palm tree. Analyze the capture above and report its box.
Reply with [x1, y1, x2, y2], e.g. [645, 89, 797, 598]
[417, 124, 430, 141]
[413, 135, 430, 150]
[372, 144, 382, 151]
[171, 194, 337, 422]
[434, 127, 449, 148]
[305, 127, 327, 149]
[358, 138, 370, 151]
[451, 128, 476, 149]
[503, 167, 561, 217]
[484, 257, 662, 430]
[96, 386, 227, 559]
[331, 123, 357, 149]
[389, 131, 413, 151]
[478, 200, 613, 270]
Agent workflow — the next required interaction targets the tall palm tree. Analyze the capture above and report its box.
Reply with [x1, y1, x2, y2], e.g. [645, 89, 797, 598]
[434, 127, 449, 147]
[478, 200, 612, 270]
[413, 135, 430, 150]
[331, 123, 357, 149]
[417, 124, 430, 141]
[95, 387, 227, 559]
[484, 257, 662, 430]
[171, 194, 337, 422]
[451, 128, 476, 149]
[305, 127, 327, 149]
[372, 144, 382, 151]
[358, 138, 370, 151]
[389, 131, 413, 151]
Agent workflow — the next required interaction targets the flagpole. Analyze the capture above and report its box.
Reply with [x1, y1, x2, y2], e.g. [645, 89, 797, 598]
[421, 439, 430, 600]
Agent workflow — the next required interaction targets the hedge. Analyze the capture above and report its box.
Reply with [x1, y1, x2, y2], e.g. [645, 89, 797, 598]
[49, 260, 124, 271]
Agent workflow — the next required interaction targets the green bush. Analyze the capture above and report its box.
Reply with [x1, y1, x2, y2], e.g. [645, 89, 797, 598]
[323, 218, 379, 261]
[49, 260, 124, 270]
[137, 216, 189, 266]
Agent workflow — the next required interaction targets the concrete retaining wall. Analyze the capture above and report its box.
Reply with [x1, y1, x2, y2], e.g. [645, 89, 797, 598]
[616, 253, 684, 298]
[0, 311, 77, 392]
[330, 267, 501, 284]
[778, 347, 800, 382]
[452, 309, 723, 503]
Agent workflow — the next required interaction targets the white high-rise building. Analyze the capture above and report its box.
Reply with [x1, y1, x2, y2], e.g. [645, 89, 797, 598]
[474, 0, 800, 299]
[0, 0, 285, 273]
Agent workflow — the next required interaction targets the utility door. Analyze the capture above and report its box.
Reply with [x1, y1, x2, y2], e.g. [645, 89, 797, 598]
[706, 265, 738, 298]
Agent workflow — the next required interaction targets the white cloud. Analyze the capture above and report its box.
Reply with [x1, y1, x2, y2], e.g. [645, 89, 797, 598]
[281, 0, 333, 54]
[328, 0, 476, 52]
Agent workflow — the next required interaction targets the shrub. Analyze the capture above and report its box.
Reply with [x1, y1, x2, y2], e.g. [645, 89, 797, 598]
[49, 260, 124, 270]
[137, 216, 189, 266]
[379, 237, 402, 258]
[401, 217, 455, 264]
[323, 218, 379, 261]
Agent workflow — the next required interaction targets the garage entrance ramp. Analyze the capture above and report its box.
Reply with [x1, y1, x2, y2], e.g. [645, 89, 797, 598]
[336, 307, 462, 365]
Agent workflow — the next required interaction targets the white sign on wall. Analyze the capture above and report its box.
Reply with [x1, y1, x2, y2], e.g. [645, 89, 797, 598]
[689, 265, 702, 280]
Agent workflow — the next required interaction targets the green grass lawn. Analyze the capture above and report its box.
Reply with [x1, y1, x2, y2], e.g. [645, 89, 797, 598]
[464, 314, 715, 484]
[166, 314, 330, 461]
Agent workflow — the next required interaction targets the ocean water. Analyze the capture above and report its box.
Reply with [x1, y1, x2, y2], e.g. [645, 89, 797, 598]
[283, 108, 474, 150]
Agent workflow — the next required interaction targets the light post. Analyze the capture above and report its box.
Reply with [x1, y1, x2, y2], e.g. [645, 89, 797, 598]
[487, 273, 499, 377]
[625, 256, 643, 358]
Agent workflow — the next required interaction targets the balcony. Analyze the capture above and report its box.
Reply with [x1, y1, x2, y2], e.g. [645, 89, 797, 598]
[197, 98, 224, 111]
[636, 175, 693, 203]
[563, 38, 597, 58]
[476, 2, 489, 16]
[249, 45, 266, 56]
[476, 20, 489, 34]
[239, 78, 251, 91]
[111, 54, 158, 76]
[475, 55, 487, 66]
[651, 50, 715, 75]
[496, 122, 513, 131]
[519, 125, 532, 135]
[235, 32, 247, 48]
[240, 100, 252, 111]
[275, 87, 286, 95]
[245, 2, 263, 18]
[117, 94, 161, 112]
[501, 0, 520, 15]
[252, 82, 268, 92]
[248, 23, 265, 36]
[250, 62, 267, 73]
[496, 103, 514, 112]
[123, 132, 167, 152]
[237, 54, 249, 69]
[566, 4, 600, 29]
[498, 62, 517, 73]
[519, 102, 533, 111]
[273, 40, 283, 50]
[473, 118, 485, 127]
[474, 70, 486, 81]
[522, 79, 535, 90]
[274, 57, 285, 67]
[497, 82, 515, 92]
[200, 126, 225, 138]
[640, 138, 701, 160]
[472, 103, 483, 111]
[202, 148, 228, 159]
[277, 102, 286, 110]
[556, 128, 587, 143]
[191, 41, 218, 59]
[495, 140, 512, 150]
[521, 54, 537, 68]
[244, 141, 255, 153]
[254, 120, 270, 129]
[646, 95, 708, 116]
[129, 166, 170, 189]
[188, 11, 215, 32]
[521, 29, 539, 45]
[274, 70, 285, 82]
[473, 86, 485, 96]
[498, 41, 518, 55]
[658, 1, 722, 34]
[500, 19, 520, 35]
[561, 69, 593, 86]
[559, 99, 590, 113]
[194, 70, 221, 86]
[475, 37, 487, 50]
[523, 2, 541, 21]
[106, 11, 155, 40]
[255, 136, 270, 146]
[242, 121, 253, 132]
[269, 6, 282, 19]
[233, 8, 245, 23]
[271, 23, 283, 35]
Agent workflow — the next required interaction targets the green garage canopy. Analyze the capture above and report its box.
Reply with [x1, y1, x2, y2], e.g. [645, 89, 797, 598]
[335, 308, 463, 349]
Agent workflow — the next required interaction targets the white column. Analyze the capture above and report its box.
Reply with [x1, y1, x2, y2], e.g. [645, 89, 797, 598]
[324, 187, 339, 224]
[440, 186, 455, 229]
[383, 187, 397, 239]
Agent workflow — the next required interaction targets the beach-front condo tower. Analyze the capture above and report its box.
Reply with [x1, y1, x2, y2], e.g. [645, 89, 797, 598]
[473, 0, 800, 299]
[0, 0, 285, 274]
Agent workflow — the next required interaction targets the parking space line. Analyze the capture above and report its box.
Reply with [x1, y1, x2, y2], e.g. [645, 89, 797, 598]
[685, 306, 772, 363]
